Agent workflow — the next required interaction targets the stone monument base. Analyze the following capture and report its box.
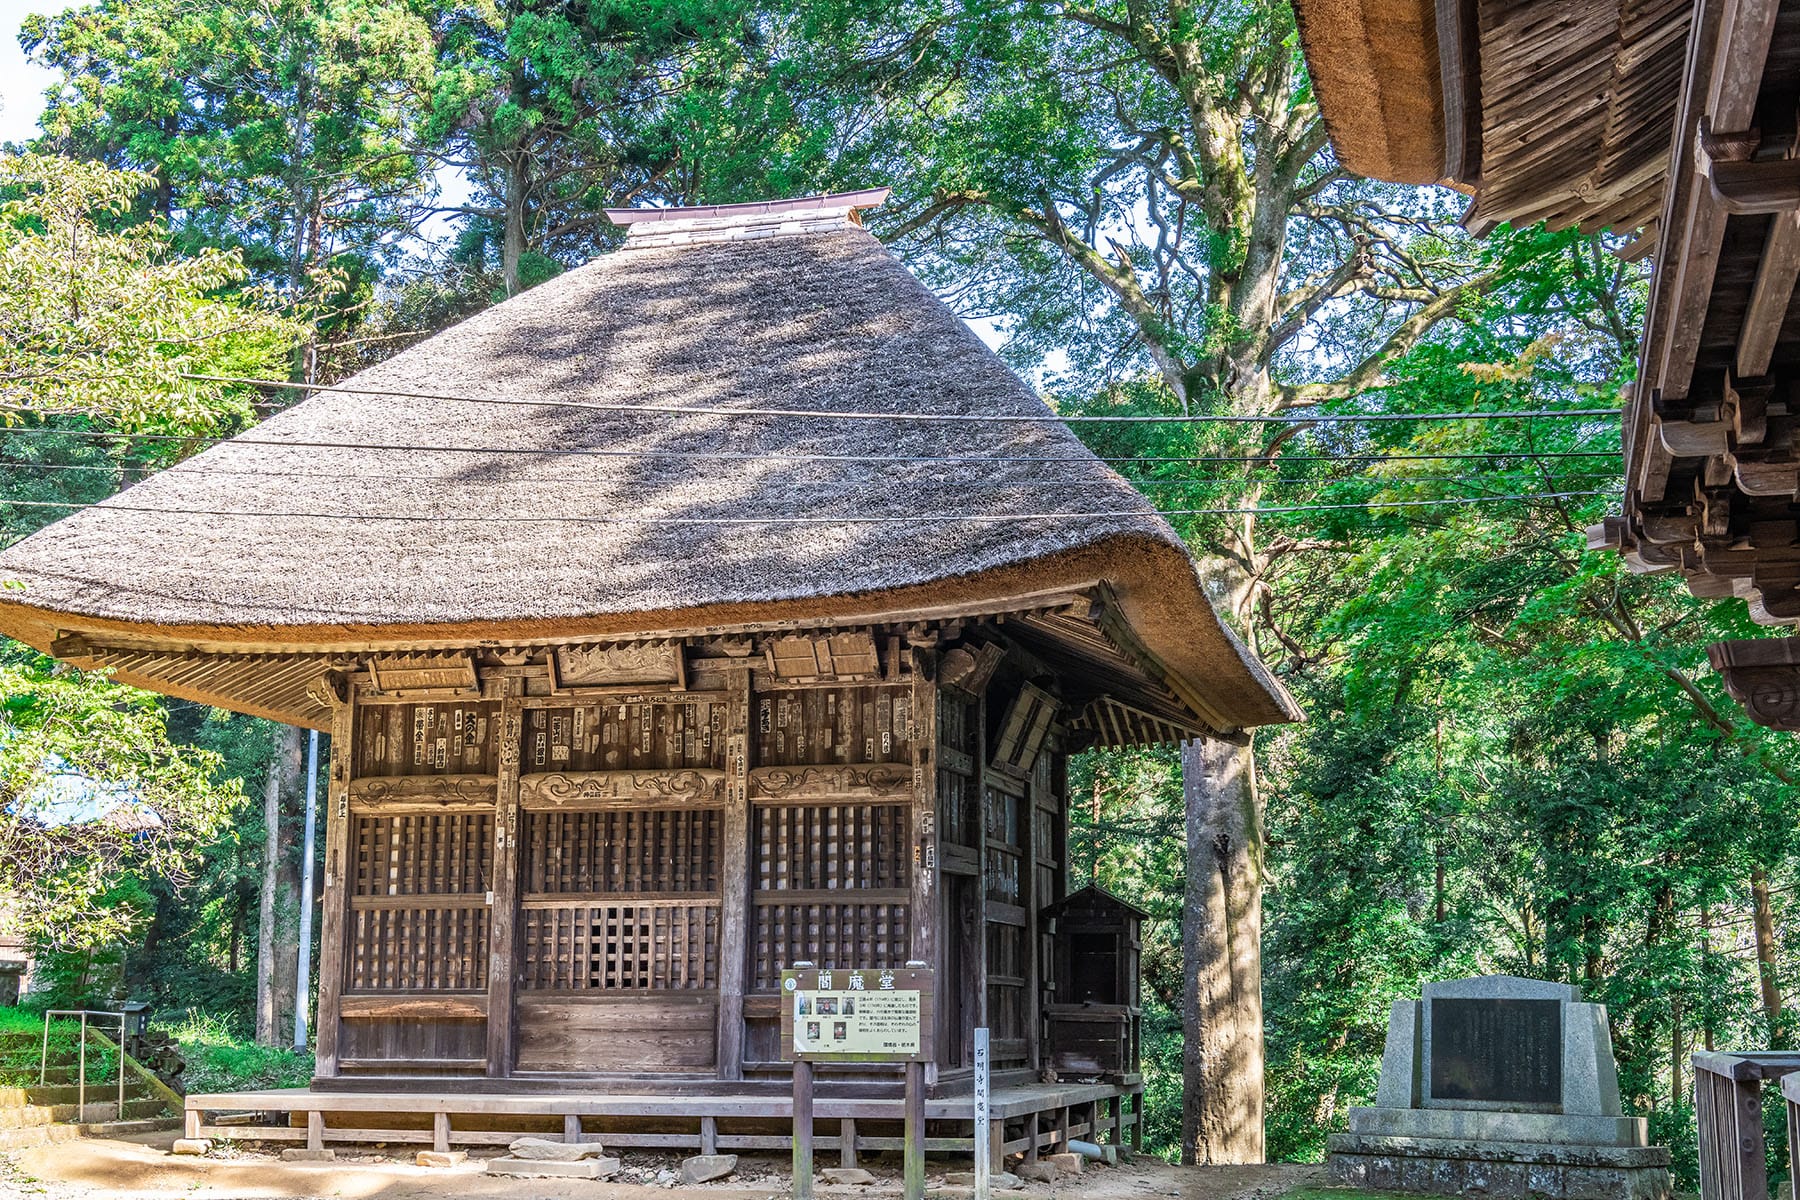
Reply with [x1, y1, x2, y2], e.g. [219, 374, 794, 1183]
[1327, 1107, 1672, 1200]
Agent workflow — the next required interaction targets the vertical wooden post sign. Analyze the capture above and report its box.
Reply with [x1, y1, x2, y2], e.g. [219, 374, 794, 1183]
[783, 964, 936, 1200]
[974, 1027, 991, 1200]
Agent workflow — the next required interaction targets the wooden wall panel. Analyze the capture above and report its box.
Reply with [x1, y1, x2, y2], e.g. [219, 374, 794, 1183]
[516, 996, 719, 1073]
[522, 700, 726, 773]
[340, 1017, 485, 1068]
[355, 700, 498, 778]
[754, 686, 913, 766]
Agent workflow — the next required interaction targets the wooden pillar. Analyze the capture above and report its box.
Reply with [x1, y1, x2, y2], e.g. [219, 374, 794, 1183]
[908, 648, 939, 1084]
[839, 1118, 858, 1169]
[973, 690, 990, 1039]
[306, 1110, 324, 1151]
[313, 694, 354, 1078]
[436, 1112, 453, 1152]
[564, 1113, 582, 1143]
[1023, 751, 1042, 1072]
[486, 682, 524, 1077]
[1024, 1111, 1039, 1163]
[717, 668, 752, 1081]
[702, 1115, 720, 1156]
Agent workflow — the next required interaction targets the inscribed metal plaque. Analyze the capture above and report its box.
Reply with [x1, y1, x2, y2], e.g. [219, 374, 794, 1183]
[1429, 997, 1562, 1105]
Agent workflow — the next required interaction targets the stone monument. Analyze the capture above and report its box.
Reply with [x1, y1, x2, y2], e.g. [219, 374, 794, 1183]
[1327, 975, 1672, 1200]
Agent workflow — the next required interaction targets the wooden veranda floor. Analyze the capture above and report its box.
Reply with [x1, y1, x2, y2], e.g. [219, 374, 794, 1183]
[185, 1080, 1144, 1161]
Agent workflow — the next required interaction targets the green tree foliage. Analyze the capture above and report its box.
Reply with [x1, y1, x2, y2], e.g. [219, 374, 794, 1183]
[0, 152, 296, 962]
[0, 153, 298, 433]
[428, 0, 769, 295]
[24, 0, 440, 369]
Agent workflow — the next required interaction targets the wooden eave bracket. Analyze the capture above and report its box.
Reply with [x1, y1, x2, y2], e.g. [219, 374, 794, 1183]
[1709, 636, 1800, 729]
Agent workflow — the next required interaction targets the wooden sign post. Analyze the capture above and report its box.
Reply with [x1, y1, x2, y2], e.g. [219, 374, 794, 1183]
[974, 1027, 991, 1200]
[783, 962, 935, 1200]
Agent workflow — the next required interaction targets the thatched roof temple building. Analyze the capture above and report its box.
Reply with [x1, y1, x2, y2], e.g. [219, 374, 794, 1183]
[0, 190, 1296, 1155]
[1291, 0, 1800, 731]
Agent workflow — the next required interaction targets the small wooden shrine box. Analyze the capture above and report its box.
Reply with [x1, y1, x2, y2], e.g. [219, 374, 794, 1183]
[1041, 885, 1144, 1078]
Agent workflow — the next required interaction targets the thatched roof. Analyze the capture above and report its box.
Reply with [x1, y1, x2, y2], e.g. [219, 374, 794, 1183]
[1290, 0, 1447, 185]
[1293, 0, 1688, 238]
[0, 194, 1298, 736]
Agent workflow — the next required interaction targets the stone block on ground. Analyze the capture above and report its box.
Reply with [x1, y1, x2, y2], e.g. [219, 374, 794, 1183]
[416, 1150, 468, 1167]
[486, 1155, 622, 1179]
[509, 1135, 606, 1160]
[1015, 1162, 1058, 1184]
[681, 1153, 738, 1184]
[170, 1138, 210, 1156]
[1046, 1153, 1083, 1176]
[943, 1172, 975, 1186]
[280, 1148, 336, 1162]
[821, 1168, 877, 1185]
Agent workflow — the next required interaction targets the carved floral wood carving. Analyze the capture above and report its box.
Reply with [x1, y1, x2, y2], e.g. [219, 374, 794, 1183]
[519, 769, 726, 807]
[748, 763, 911, 799]
[348, 774, 496, 804]
[554, 642, 683, 688]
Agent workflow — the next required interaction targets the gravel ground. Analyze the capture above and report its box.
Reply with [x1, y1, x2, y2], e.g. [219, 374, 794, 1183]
[0, 1131, 1324, 1200]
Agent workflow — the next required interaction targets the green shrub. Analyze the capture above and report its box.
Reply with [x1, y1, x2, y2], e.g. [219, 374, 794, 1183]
[159, 1011, 313, 1093]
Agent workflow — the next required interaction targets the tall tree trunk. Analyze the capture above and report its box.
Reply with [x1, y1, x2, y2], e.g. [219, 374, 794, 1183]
[256, 726, 305, 1046]
[503, 150, 531, 297]
[1752, 865, 1785, 1047]
[1180, 735, 1265, 1164]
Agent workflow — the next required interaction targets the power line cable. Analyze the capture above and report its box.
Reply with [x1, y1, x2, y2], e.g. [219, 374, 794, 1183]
[0, 427, 1627, 468]
[11, 369, 1626, 425]
[0, 459, 1621, 488]
[0, 490, 1619, 523]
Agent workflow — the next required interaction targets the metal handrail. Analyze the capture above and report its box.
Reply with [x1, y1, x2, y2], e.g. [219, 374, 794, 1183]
[38, 1010, 127, 1124]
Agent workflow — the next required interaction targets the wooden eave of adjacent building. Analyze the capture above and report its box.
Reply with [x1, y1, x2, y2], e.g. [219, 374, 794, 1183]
[1583, 0, 1800, 731]
[41, 584, 1220, 748]
[1293, 0, 1694, 238]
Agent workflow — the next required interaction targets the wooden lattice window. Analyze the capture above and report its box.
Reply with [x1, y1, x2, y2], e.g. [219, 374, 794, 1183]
[750, 801, 912, 989]
[752, 804, 909, 892]
[521, 904, 719, 990]
[752, 897, 911, 991]
[523, 809, 720, 894]
[518, 806, 722, 991]
[346, 811, 493, 992]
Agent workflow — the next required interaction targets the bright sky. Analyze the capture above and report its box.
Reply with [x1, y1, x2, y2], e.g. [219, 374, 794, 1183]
[0, 0, 71, 146]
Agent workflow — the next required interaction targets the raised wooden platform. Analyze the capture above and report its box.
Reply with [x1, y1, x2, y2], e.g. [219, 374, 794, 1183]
[185, 1079, 1144, 1162]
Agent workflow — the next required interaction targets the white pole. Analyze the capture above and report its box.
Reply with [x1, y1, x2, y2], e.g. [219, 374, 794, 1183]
[974, 1026, 991, 1200]
[292, 729, 320, 1053]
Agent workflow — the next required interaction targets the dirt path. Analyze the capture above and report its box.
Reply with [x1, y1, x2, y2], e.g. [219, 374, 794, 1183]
[2, 1131, 1324, 1200]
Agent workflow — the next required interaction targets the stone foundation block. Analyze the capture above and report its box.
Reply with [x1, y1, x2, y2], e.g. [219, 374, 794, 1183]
[486, 1155, 622, 1179]
[280, 1148, 336, 1163]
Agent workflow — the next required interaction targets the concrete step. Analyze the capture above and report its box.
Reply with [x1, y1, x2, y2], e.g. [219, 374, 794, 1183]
[80, 1116, 181, 1138]
[0, 1087, 28, 1109]
[27, 1082, 158, 1107]
[0, 1122, 82, 1152]
[0, 1105, 59, 1130]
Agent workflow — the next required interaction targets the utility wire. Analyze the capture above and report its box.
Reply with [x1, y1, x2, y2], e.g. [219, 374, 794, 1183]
[14, 369, 1626, 425]
[0, 427, 1626, 467]
[0, 459, 1622, 488]
[0, 490, 1619, 523]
